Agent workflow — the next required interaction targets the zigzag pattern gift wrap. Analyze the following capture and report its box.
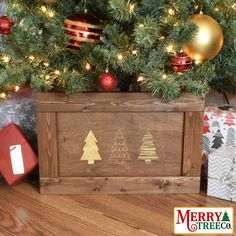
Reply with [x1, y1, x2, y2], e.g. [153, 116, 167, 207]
[203, 107, 236, 155]
[207, 146, 236, 202]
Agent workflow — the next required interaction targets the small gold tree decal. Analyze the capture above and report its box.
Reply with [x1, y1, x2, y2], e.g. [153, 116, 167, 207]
[80, 130, 102, 165]
[138, 131, 159, 164]
[110, 129, 130, 164]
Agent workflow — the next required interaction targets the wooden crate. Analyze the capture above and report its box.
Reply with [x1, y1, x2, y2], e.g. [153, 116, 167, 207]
[36, 93, 205, 194]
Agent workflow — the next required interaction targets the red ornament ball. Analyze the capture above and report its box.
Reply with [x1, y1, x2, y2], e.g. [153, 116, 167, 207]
[64, 12, 103, 53]
[171, 51, 193, 72]
[0, 16, 14, 35]
[99, 72, 118, 92]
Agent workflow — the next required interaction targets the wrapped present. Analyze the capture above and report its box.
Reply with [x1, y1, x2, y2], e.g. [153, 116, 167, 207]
[208, 146, 236, 202]
[203, 107, 236, 155]
[0, 123, 38, 185]
[0, 88, 36, 146]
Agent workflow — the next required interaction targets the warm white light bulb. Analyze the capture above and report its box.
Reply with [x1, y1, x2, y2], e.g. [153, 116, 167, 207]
[166, 45, 174, 53]
[129, 4, 135, 13]
[168, 8, 175, 15]
[54, 70, 61, 75]
[2, 55, 10, 63]
[0, 93, 6, 99]
[15, 86, 20, 92]
[29, 55, 35, 61]
[162, 74, 167, 79]
[194, 55, 202, 65]
[48, 11, 55, 18]
[85, 63, 91, 70]
[117, 53, 123, 61]
[137, 76, 144, 82]
[41, 6, 47, 12]
[232, 3, 236, 10]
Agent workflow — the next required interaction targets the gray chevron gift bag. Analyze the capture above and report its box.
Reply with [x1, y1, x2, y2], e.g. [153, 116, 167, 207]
[207, 146, 236, 202]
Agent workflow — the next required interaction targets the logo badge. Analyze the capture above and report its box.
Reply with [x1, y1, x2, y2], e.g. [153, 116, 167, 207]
[174, 207, 234, 234]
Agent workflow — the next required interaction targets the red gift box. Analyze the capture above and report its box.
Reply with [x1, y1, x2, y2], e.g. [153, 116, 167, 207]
[0, 123, 38, 185]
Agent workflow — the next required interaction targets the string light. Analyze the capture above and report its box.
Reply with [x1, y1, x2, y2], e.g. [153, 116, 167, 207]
[162, 74, 167, 79]
[174, 22, 180, 27]
[194, 5, 199, 10]
[48, 11, 55, 18]
[15, 86, 20, 92]
[43, 62, 49, 67]
[29, 55, 35, 61]
[12, 3, 20, 8]
[54, 70, 61, 75]
[159, 36, 165, 40]
[0, 93, 6, 99]
[232, 3, 236, 10]
[132, 50, 138, 55]
[139, 24, 144, 28]
[117, 53, 123, 61]
[129, 4, 135, 13]
[168, 8, 175, 16]
[214, 7, 219, 11]
[40, 6, 47, 12]
[137, 75, 144, 82]
[2, 55, 10, 63]
[194, 59, 202, 65]
[45, 75, 50, 80]
[194, 55, 202, 65]
[85, 63, 91, 70]
[166, 45, 174, 53]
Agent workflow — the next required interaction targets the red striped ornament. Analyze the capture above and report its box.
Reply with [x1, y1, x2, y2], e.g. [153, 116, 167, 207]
[64, 12, 103, 53]
[171, 51, 193, 72]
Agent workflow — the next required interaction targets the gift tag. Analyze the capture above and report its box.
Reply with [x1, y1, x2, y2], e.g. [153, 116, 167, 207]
[9, 145, 25, 175]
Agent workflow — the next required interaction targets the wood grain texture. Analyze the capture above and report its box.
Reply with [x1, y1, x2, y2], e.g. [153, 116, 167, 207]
[58, 112, 184, 177]
[36, 92, 205, 112]
[182, 112, 204, 177]
[36, 93, 204, 194]
[37, 112, 58, 178]
[0, 180, 235, 236]
[40, 177, 200, 194]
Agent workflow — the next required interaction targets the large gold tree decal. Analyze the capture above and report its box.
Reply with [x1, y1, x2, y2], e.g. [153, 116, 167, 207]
[110, 129, 130, 164]
[138, 131, 159, 164]
[80, 130, 102, 165]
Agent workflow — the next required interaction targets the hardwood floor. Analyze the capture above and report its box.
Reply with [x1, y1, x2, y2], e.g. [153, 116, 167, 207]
[0, 179, 235, 236]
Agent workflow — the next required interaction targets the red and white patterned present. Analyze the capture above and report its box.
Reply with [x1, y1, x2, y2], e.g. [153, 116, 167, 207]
[203, 107, 236, 155]
[203, 106, 236, 201]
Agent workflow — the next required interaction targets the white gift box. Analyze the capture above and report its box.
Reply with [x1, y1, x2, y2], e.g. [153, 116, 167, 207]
[207, 146, 236, 202]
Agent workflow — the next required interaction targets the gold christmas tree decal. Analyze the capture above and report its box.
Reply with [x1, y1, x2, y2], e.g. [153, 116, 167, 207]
[110, 129, 130, 164]
[138, 131, 159, 164]
[80, 130, 102, 165]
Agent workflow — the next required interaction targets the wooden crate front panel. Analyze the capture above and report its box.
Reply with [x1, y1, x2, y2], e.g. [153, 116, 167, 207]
[57, 112, 184, 177]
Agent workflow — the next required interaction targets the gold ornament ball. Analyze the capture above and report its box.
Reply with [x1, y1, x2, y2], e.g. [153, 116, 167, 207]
[184, 13, 224, 61]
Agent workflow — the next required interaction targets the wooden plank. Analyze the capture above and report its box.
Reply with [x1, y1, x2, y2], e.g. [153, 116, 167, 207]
[1, 181, 236, 236]
[182, 112, 204, 177]
[36, 93, 205, 112]
[40, 177, 200, 194]
[37, 113, 58, 178]
[57, 112, 184, 177]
